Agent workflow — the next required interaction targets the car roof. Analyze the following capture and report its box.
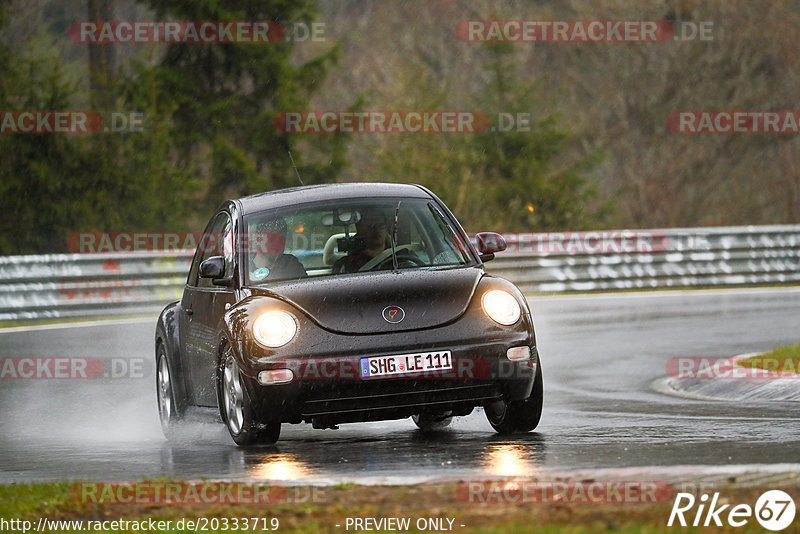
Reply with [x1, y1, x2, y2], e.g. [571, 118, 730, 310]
[235, 182, 432, 215]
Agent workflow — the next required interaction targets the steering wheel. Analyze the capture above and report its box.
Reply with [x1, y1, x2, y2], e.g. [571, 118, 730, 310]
[373, 253, 426, 271]
[358, 244, 424, 271]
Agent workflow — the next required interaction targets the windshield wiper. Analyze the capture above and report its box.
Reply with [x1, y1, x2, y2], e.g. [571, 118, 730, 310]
[390, 201, 401, 271]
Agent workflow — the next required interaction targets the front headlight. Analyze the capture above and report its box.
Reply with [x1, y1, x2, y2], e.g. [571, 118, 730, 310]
[252, 310, 297, 348]
[482, 289, 521, 325]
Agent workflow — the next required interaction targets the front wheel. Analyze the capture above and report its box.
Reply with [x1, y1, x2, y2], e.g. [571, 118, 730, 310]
[217, 346, 280, 447]
[156, 342, 185, 440]
[485, 360, 543, 434]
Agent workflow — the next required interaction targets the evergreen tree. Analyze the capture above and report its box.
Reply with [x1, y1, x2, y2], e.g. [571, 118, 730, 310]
[0, 0, 345, 253]
[136, 0, 348, 203]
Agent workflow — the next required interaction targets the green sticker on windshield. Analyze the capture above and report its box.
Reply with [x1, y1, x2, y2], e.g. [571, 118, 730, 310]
[253, 268, 270, 280]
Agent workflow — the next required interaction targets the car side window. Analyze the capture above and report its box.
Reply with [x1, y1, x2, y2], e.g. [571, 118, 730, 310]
[187, 212, 233, 288]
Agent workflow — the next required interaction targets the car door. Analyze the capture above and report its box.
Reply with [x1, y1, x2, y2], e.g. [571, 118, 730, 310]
[180, 211, 237, 406]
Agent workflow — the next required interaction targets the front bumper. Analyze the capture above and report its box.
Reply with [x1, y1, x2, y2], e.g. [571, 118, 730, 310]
[242, 339, 539, 426]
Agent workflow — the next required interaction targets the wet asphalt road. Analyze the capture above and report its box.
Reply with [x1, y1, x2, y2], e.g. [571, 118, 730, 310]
[0, 288, 798, 484]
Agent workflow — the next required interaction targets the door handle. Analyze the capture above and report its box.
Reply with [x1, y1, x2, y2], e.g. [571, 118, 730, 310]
[186, 306, 193, 316]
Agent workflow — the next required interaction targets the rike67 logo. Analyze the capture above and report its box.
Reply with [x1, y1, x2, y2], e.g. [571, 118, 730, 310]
[668, 490, 796, 531]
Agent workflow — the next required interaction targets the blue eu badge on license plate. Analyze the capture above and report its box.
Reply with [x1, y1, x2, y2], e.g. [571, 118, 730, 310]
[360, 358, 371, 377]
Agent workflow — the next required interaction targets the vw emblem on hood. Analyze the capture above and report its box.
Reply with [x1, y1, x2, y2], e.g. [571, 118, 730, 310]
[382, 305, 405, 324]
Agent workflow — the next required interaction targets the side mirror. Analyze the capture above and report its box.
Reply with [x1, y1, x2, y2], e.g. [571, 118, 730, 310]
[475, 232, 507, 262]
[199, 256, 225, 278]
[199, 256, 233, 286]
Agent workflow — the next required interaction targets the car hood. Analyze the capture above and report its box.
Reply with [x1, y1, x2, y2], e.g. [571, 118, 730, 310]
[246, 267, 484, 334]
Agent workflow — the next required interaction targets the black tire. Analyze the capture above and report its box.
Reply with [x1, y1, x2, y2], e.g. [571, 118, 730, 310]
[485, 359, 543, 434]
[156, 342, 186, 440]
[217, 344, 280, 447]
[412, 412, 453, 432]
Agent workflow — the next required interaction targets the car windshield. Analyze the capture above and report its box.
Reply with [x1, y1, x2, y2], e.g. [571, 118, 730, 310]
[242, 198, 475, 284]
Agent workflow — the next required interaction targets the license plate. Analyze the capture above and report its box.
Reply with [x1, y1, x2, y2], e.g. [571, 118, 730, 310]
[360, 350, 452, 378]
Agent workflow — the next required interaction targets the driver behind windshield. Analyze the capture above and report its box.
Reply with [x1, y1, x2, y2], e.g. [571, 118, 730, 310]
[332, 208, 388, 273]
[249, 218, 307, 282]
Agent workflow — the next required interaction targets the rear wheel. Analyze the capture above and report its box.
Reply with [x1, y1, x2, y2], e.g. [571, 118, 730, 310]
[485, 360, 543, 434]
[412, 412, 453, 432]
[156, 342, 185, 440]
[218, 345, 280, 446]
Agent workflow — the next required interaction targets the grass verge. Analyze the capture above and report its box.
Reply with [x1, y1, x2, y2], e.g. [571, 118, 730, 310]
[737, 343, 800, 374]
[1, 481, 800, 533]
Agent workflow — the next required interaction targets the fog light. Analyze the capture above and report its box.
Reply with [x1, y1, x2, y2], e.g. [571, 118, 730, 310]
[506, 346, 531, 362]
[257, 369, 294, 385]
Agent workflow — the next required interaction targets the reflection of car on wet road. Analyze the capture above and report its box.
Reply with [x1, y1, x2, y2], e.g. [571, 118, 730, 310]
[155, 183, 542, 446]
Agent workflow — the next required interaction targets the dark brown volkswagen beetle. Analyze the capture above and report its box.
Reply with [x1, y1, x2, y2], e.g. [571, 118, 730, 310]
[155, 183, 542, 446]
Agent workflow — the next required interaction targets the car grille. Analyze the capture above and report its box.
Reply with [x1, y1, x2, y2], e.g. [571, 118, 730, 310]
[299, 380, 501, 417]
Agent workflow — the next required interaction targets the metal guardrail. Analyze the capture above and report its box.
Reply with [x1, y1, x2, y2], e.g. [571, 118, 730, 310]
[489, 225, 800, 293]
[1, 225, 798, 321]
[0, 253, 193, 321]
